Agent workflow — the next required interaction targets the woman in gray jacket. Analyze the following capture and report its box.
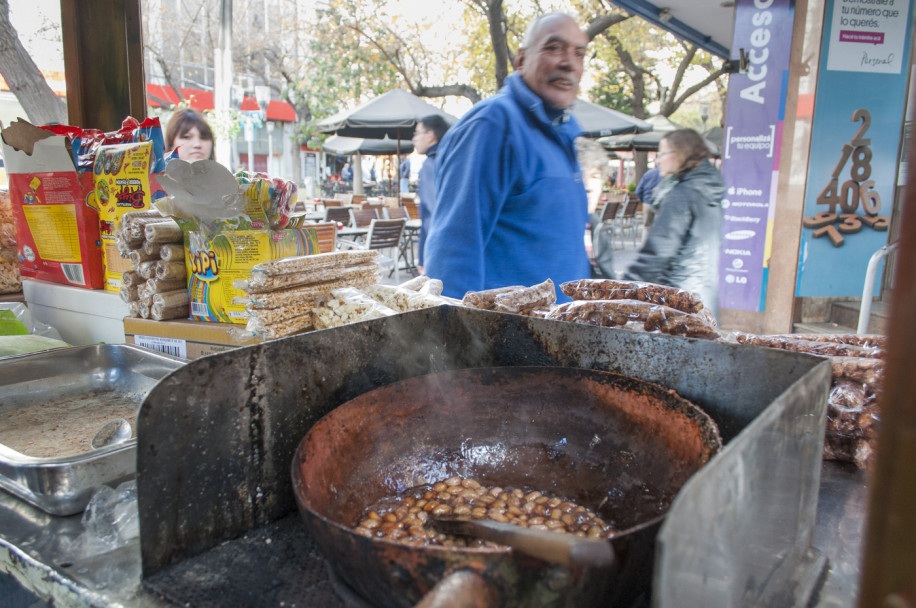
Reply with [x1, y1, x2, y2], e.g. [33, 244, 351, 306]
[623, 129, 725, 318]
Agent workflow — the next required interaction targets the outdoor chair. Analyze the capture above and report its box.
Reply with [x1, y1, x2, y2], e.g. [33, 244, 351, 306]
[596, 196, 624, 249]
[360, 201, 386, 213]
[385, 206, 410, 220]
[322, 198, 343, 208]
[310, 221, 338, 254]
[351, 194, 367, 205]
[325, 205, 355, 226]
[337, 218, 407, 283]
[335, 193, 354, 205]
[614, 198, 643, 247]
[401, 198, 421, 221]
[350, 208, 380, 229]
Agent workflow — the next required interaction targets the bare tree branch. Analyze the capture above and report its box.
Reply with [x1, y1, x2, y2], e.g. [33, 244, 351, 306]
[414, 84, 482, 104]
[585, 13, 629, 41]
[0, 0, 66, 125]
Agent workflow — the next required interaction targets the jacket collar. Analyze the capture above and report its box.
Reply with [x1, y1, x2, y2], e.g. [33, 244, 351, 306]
[426, 142, 440, 158]
[505, 73, 581, 136]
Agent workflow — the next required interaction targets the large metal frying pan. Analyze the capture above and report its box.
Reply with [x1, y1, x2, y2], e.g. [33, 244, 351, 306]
[292, 366, 722, 607]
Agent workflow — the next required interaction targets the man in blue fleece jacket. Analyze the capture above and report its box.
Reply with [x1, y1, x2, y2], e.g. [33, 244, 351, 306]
[424, 13, 590, 300]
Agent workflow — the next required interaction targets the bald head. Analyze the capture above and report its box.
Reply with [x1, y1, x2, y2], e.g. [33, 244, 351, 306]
[516, 14, 588, 110]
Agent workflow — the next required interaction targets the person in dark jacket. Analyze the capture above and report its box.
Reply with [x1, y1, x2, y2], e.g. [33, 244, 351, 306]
[635, 166, 661, 227]
[623, 129, 725, 317]
[413, 114, 451, 274]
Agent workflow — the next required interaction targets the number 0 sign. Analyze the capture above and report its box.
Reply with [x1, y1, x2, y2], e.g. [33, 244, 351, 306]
[804, 109, 889, 247]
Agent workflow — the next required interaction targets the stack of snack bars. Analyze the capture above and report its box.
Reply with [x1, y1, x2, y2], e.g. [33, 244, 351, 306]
[117, 210, 188, 320]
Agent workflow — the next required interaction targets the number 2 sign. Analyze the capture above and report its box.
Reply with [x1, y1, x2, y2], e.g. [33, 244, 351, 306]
[803, 108, 889, 247]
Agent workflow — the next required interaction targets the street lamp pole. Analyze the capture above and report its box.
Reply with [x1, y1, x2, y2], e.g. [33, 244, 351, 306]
[255, 86, 271, 174]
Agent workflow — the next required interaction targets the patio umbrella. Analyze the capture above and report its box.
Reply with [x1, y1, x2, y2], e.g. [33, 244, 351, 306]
[597, 114, 682, 152]
[322, 135, 415, 156]
[569, 100, 652, 138]
[316, 89, 457, 140]
[317, 89, 457, 195]
[702, 126, 723, 158]
[322, 136, 416, 195]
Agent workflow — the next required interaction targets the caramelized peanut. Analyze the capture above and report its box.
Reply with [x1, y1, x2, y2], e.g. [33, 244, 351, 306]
[355, 477, 615, 547]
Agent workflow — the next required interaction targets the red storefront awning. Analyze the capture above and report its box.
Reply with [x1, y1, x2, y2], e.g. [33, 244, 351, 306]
[146, 84, 296, 122]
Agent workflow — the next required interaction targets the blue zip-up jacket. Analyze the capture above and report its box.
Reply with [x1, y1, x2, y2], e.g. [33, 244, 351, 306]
[424, 73, 590, 300]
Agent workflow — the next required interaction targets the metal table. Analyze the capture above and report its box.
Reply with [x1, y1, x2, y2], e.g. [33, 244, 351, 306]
[397, 219, 422, 276]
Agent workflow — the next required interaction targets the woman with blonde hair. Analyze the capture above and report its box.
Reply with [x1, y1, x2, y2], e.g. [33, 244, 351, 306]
[623, 128, 724, 317]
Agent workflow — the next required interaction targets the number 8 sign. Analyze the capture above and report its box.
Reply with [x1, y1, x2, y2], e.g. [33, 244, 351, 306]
[806, 108, 888, 247]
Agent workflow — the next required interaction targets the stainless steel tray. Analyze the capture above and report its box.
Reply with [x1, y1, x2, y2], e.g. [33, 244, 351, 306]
[0, 343, 186, 515]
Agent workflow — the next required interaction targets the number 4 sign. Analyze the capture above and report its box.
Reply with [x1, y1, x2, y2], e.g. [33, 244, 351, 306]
[803, 108, 889, 247]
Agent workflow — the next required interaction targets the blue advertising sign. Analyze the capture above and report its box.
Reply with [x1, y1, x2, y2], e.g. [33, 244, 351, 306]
[719, 0, 795, 311]
[796, 0, 913, 297]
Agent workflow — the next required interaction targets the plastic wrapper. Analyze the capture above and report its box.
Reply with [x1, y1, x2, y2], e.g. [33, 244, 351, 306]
[418, 278, 444, 297]
[546, 299, 720, 339]
[121, 270, 141, 287]
[236, 262, 379, 294]
[312, 287, 397, 330]
[461, 285, 525, 310]
[732, 331, 884, 469]
[151, 302, 189, 321]
[560, 278, 707, 314]
[735, 333, 883, 359]
[158, 243, 185, 262]
[249, 250, 378, 278]
[824, 380, 880, 470]
[0, 303, 63, 340]
[236, 170, 301, 230]
[120, 285, 139, 303]
[152, 289, 189, 309]
[830, 356, 885, 385]
[141, 240, 163, 257]
[237, 271, 381, 310]
[361, 283, 456, 313]
[399, 275, 430, 292]
[155, 260, 187, 281]
[493, 279, 557, 314]
[0, 190, 21, 294]
[154, 159, 247, 238]
[144, 220, 183, 243]
[146, 277, 187, 294]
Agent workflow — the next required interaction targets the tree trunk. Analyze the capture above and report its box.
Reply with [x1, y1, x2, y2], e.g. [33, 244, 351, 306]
[0, 0, 67, 126]
[485, 0, 509, 89]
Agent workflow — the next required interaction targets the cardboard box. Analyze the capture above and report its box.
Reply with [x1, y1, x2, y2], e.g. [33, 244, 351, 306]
[1, 120, 104, 288]
[123, 317, 260, 360]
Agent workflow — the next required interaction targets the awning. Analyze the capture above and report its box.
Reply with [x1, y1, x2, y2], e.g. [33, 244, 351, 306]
[606, 0, 734, 59]
[146, 84, 297, 122]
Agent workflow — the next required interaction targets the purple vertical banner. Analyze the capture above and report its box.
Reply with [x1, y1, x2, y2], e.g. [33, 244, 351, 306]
[719, 0, 795, 311]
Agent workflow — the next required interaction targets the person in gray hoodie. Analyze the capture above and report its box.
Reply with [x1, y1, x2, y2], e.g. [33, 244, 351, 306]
[623, 129, 725, 318]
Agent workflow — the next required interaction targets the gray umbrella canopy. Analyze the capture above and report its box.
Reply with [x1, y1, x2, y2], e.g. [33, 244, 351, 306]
[316, 89, 458, 140]
[322, 135, 415, 156]
[598, 114, 681, 152]
[702, 126, 723, 158]
[569, 100, 652, 138]
[599, 115, 719, 156]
